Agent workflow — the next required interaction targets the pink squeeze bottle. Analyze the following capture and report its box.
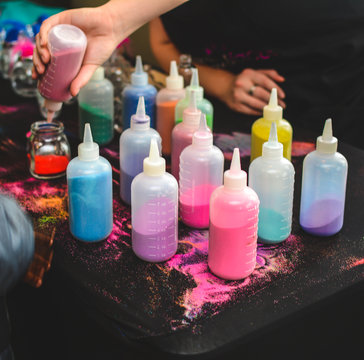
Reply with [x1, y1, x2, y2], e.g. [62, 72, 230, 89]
[38, 24, 87, 121]
[208, 148, 260, 280]
[179, 114, 224, 228]
[171, 89, 201, 181]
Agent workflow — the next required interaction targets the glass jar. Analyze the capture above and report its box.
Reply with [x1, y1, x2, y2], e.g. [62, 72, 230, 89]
[10, 56, 37, 97]
[28, 120, 71, 179]
[178, 54, 193, 86]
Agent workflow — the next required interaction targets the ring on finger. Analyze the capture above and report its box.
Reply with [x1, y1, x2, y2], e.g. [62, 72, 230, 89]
[248, 85, 257, 96]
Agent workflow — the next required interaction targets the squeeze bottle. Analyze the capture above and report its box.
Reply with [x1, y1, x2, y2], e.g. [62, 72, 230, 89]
[156, 60, 185, 155]
[38, 24, 87, 122]
[121, 55, 157, 130]
[131, 139, 178, 262]
[119, 96, 162, 205]
[250, 88, 292, 162]
[78, 66, 114, 145]
[208, 148, 260, 280]
[179, 114, 224, 228]
[67, 124, 113, 242]
[175, 68, 213, 130]
[171, 89, 201, 181]
[299, 119, 348, 236]
[249, 122, 295, 243]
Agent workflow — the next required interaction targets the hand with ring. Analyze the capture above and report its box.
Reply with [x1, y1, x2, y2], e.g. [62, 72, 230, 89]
[222, 68, 286, 116]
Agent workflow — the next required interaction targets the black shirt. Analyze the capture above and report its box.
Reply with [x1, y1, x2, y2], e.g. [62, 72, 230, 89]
[161, 0, 364, 148]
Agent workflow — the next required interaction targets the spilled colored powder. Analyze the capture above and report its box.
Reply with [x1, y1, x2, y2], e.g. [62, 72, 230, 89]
[34, 155, 69, 175]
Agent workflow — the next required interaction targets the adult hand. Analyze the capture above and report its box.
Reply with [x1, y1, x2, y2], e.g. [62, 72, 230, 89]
[32, 5, 121, 97]
[222, 68, 286, 116]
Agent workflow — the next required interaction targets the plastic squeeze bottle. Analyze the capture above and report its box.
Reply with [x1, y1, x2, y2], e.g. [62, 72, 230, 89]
[131, 138, 178, 262]
[78, 66, 114, 145]
[250, 88, 292, 162]
[171, 89, 201, 181]
[38, 24, 87, 122]
[179, 114, 224, 228]
[299, 119, 348, 236]
[67, 124, 113, 242]
[249, 122, 295, 243]
[208, 148, 260, 280]
[175, 68, 213, 130]
[121, 55, 157, 130]
[119, 96, 162, 205]
[156, 60, 185, 155]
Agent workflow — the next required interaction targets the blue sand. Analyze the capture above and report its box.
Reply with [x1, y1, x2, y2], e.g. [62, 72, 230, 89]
[258, 208, 291, 243]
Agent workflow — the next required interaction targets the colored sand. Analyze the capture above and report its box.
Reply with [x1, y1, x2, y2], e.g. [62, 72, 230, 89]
[38, 47, 85, 102]
[157, 100, 180, 155]
[258, 208, 291, 243]
[208, 224, 257, 280]
[119, 168, 134, 205]
[34, 155, 69, 175]
[79, 103, 113, 145]
[68, 172, 113, 242]
[300, 198, 344, 236]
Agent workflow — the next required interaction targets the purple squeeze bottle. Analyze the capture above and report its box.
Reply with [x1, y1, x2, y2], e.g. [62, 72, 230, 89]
[38, 24, 87, 122]
[299, 118, 348, 236]
[131, 139, 178, 262]
[171, 89, 201, 181]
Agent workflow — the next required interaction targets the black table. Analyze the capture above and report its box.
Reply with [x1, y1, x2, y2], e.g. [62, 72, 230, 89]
[1, 78, 364, 360]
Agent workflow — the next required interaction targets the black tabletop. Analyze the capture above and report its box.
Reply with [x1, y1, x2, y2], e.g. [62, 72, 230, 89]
[1, 77, 364, 360]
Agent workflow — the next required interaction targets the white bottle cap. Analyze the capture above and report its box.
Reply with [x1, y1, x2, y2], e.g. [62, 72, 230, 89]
[130, 96, 150, 130]
[131, 55, 148, 86]
[182, 89, 201, 127]
[224, 148, 247, 190]
[166, 60, 183, 89]
[263, 88, 282, 121]
[78, 123, 99, 161]
[186, 68, 203, 101]
[143, 138, 165, 176]
[44, 98, 62, 112]
[192, 113, 212, 147]
[90, 66, 105, 81]
[262, 122, 283, 159]
[316, 118, 338, 154]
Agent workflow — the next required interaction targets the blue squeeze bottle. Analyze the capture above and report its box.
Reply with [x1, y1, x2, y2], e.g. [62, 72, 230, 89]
[119, 96, 162, 205]
[67, 123, 113, 242]
[121, 55, 157, 130]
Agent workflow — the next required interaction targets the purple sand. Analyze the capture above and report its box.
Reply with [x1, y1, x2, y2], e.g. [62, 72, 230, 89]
[301, 214, 343, 236]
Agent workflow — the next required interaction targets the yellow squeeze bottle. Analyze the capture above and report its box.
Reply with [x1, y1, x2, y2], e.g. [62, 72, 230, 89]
[250, 88, 292, 162]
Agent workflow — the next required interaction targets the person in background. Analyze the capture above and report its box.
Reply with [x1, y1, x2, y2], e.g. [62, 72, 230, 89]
[0, 193, 35, 360]
[149, 0, 364, 148]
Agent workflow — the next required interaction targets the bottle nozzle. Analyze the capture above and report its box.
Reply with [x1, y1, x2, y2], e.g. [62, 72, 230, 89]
[136, 96, 146, 117]
[190, 68, 199, 87]
[135, 55, 143, 74]
[263, 87, 282, 121]
[262, 122, 283, 158]
[182, 89, 201, 127]
[316, 118, 337, 154]
[143, 139, 165, 176]
[188, 89, 197, 110]
[78, 123, 99, 161]
[166, 60, 183, 89]
[131, 96, 150, 127]
[224, 148, 247, 190]
[192, 113, 212, 147]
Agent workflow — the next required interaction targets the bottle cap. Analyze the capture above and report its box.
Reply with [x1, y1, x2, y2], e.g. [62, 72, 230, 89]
[186, 68, 203, 101]
[224, 148, 247, 190]
[263, 88, 283, 121]
[316, 118, 338, 154]
[131, 55, 148, 86]
[262, 122, 283, 159]
[90, 66, 105, 81]
[130, 96, 150, 129]
[166, 60, 183, 89]
[182, 89, 201, 128]
[143, 138, 165, 176]
[192, 113, 212, 147]
[78, 123, 99, 161]
[43, 98, 62, 112]
[49, 24, 87, 49]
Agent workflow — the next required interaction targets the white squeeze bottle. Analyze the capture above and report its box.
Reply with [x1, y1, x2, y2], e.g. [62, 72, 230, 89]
[156, 60, 185, 155]
[131, 139, 178, 262]
[249, 122, 295, 243]
[179, 114, 224, 228]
